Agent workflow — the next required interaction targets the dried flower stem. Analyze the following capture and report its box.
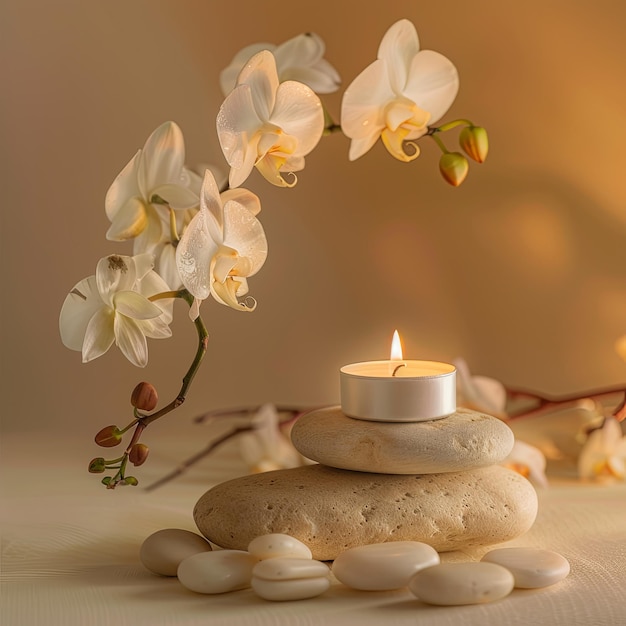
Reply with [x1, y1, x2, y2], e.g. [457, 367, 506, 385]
[505, 385, 626, 420]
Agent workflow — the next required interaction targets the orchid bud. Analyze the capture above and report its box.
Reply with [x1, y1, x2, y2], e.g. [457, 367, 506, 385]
[129, 443, 150, 466]
[123, 476, 139, 486]
[89, 457, 106, 473]
[131, 382, 158, 411]
[95, 425, 122, 448]
[439, 152, 469, 187]
[459, 126, 488, 163]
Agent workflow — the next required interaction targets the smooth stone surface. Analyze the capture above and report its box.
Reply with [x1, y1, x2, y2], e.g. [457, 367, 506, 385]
[333, 541, 440, 590]
[409, 562, 515, 606]
[252, 558, 331, 601]
[194, 464, 538, 561]
[290, 406, 514, 474]
[481, 547, 570, 588]
[139, 529, 212, 577]
[177, 550, 258, 594]
[248, 533, 312, 560]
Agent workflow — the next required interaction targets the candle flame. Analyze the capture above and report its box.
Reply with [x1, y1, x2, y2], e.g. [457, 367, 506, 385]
[390, 330, 403, 360]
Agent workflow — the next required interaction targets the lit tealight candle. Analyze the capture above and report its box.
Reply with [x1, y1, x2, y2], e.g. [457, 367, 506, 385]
[340, 331, 456, 422]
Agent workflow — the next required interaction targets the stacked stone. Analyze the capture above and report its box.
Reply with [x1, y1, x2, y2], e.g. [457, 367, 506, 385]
[194, 407, 538, 561]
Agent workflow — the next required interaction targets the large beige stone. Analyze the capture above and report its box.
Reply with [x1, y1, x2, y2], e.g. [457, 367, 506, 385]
[290, 406, 514, 474]
[194, 464, 537, 561]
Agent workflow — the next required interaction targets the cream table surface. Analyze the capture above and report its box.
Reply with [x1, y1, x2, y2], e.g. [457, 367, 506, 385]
[2, 422, 626, 626]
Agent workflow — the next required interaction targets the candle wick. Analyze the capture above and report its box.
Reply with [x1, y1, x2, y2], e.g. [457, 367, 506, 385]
[392, 363, 407, 377]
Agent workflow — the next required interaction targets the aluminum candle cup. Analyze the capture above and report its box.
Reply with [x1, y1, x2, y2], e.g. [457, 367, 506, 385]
[340, 360, 456, 422]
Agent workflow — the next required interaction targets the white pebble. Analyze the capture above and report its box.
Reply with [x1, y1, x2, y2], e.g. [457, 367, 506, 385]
[140, 529, 212, 576]
[251, 557, 330, 601]
[481, 547, 570, 588]
[409, 562, 514, 606]
[333, 541, 440, 590]
[177, 550, 258, 594]
[248, 533, 312, 560]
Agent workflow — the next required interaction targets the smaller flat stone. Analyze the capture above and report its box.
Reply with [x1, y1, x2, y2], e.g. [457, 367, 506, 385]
[481, 547, 570, 588]
[332, 541, 440, 590]
[290, 406, 513, 474]
[409, 562, 514, 606]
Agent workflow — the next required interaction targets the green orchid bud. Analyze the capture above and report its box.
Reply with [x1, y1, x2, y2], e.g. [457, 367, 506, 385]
[439, 152, 469, 187]
[131, 381, 158, 411]
[129, 443, 149, 466]
[459, 126, 488, 163]
[101, 476, 113, 486]
[123, 476, 139, 486]
[95, 425, 122, 447]
[88, 457, 106, 473]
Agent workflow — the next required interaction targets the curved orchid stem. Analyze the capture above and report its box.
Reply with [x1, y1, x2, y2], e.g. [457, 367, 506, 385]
[98, 289, 209, 488]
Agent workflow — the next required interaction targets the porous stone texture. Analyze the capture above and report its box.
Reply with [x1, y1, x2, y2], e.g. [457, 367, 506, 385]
[194, 464, 538, 561]
[290, 406, 514, 474]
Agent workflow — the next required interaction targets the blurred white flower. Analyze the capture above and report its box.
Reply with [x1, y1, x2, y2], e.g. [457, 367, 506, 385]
[217, 50, 324, 188]
[501, 440, 548, 487]
[220, 32, 341, 96]
[59, 254, 173, 367]
[239, 404, 309, 473]
[176, 170, 267, 319]
[578, 417, 626, 480]
[453, 357, 508, 418]
[341, 19, 458, 162]
[105, 121, 201, 252]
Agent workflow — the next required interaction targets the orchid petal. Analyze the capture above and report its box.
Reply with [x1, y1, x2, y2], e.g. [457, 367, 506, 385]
[236, 50, 279, 120]
[220, 43, 275, 96]
[272, 81, 324, 155]
[137, 268, 173, 323]
[221, 187, 261, 216]
[348, 134, 383, 162]
[137, 121, 186, 196]
[404, 50, 459, 124]
[176, 206, 220, 301]
[132, 253, 155, 281]
[96, 255, 137, 302]
[151, 183, 199, 211]
[223, 201, 268, 275]
[381, 126, 420, 162]
[114, 315, 148, 368]
[105, 196, 148, 241]
[217, 84, 263, 171]
[131, 204, 164, 254]
[141, 316, 173, 340]
[105, 150, 142, 221]
[274, 33, 325, 69]
[113, 290, 163, 320]
[156, 243, 182, 290]
[280, 64, 341, 94]
[378, 19, 420, 94]
[82, 307, 115, 363]
[200, 169, 227, 230]
[59, 276, 105, 351]
[341, 59, 392, 140]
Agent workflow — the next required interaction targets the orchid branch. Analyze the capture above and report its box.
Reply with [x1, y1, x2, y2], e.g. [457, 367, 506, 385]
[91, 289, 209, 488]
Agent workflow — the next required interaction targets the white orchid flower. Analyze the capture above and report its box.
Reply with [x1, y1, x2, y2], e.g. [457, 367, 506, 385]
[453, 357, 508, 419]
[238, 404, 308, 473]
[220, 32, 341, 96]
[176, 170, 267, 319]
[59, 254, 173, 368]
[217, 50, 324, 188]
[341, 19, 459, 162]
[105, 122, 201, 250]
[578, 417, 626, 480]
[502, 440, 549, 487]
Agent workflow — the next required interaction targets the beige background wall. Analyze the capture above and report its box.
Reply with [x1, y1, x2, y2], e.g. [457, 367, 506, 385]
[2, 0, 625, 437]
